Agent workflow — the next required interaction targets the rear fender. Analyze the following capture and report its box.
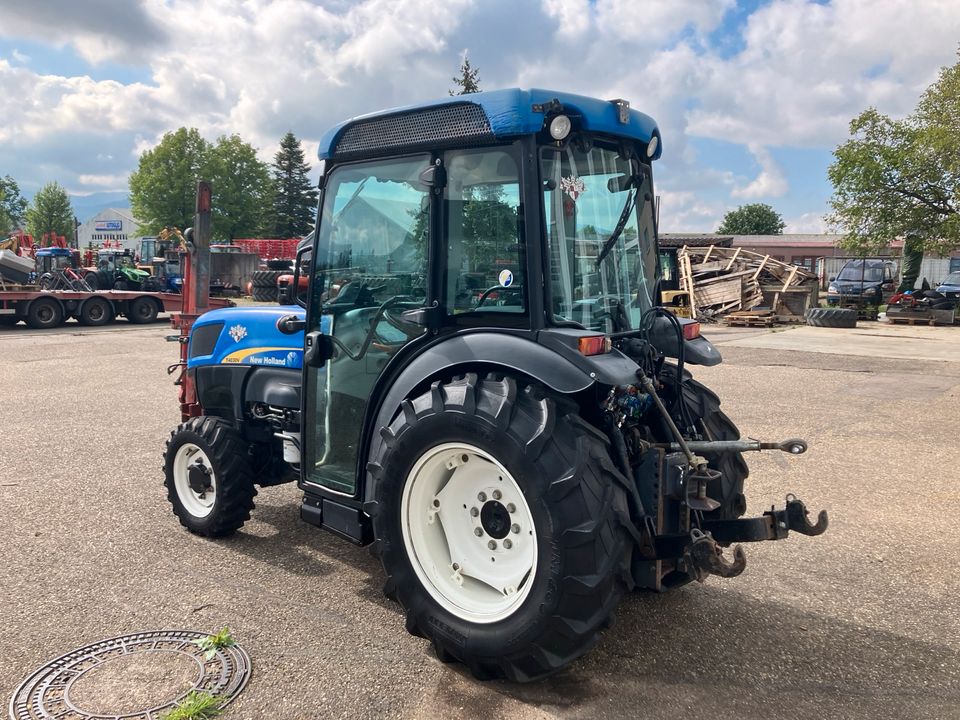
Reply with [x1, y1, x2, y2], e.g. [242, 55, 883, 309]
[360, 332, 613, 503]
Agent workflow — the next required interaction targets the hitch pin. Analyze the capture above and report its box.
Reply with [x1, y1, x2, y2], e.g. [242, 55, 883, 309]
[656, 438, 808, 455]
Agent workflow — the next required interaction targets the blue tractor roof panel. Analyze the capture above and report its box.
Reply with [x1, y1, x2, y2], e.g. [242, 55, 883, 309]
[318, 88, 661, 161]
[35, 247, 73, 257]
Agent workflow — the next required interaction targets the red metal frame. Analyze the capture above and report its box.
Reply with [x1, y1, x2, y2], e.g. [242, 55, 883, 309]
[171, 182, 214, 421]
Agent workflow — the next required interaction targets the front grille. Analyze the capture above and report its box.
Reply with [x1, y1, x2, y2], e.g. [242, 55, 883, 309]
[190, 322, 223, 359]
[334, 103, 494, 158]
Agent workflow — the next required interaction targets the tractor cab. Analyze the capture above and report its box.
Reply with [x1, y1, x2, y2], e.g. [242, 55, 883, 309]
[86, 249, 156, 291]
[35, 247, 78, 275]
[166, 89, 826, 682]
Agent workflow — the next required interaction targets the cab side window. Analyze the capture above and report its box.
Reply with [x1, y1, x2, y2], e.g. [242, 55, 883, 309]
[444, 147, 525, 316]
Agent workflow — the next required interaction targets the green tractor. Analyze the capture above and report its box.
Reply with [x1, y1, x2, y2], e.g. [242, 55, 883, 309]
[84, 249, 161, 291]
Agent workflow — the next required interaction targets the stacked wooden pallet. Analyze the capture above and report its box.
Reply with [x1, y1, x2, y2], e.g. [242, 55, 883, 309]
[677, 245, 818, 321]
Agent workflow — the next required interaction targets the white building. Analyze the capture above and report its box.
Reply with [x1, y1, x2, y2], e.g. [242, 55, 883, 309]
[77, 208, 145, 255]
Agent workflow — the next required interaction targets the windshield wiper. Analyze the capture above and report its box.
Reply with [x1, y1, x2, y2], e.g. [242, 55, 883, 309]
[595, 188, 638, 267]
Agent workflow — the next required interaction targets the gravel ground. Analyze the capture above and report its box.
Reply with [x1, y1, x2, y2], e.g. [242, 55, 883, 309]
[1, 322, 958, 720]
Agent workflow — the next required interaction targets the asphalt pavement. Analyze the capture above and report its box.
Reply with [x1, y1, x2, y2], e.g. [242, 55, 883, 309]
[1, 321, 958, 719]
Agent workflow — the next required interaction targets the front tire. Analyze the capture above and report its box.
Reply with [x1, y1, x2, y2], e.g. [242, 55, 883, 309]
[163, 417, 257, 537]
[27, 298, 63, 329]
[367, 374, 631, 682]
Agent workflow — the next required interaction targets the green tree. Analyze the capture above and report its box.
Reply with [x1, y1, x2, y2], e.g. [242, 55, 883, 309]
[270, 131, 318, 237]
[827, 52, 960, 256]
[449, 54, 481, 95]
[0, 175, 28, 234]
[25, 181, 74, 239]
[207, 134, 273, 241]
[463, 184, 517, 270]
[717, 203, 785, 235]
[129, 128, 212, 235]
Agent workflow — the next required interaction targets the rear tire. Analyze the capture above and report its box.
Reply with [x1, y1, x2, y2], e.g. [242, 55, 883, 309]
[128, 296, 159, 324]
[660, 366, 749, 520]
[252, 286, 278, 302]
[806, 307, 857, 328]
[27, 298, 63, 329]
[84, 273, 99, 291]
[163, 416, 257, 537]
[367, 373, 631, 682]
[114, 280, 129, 291]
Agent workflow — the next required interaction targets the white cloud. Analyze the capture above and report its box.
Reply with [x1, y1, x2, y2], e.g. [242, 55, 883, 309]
[658, 190, 727, 233]
[77, 173, 129, 190]
[731, 144, 788, 199]
[785, 211, 828, 234]
[1, 0, 960, 228]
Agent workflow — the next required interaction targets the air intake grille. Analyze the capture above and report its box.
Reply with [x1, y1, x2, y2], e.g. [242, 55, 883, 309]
[334, 103, 494, 157]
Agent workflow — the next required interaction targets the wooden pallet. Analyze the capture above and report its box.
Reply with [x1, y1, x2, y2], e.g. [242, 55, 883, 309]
[887, 316, 953, 326]
[723, 311, 776, 327]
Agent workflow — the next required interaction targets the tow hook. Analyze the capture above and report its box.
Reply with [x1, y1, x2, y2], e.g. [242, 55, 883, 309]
[780, 494, 828, 536]
[688, 528, 746, 580]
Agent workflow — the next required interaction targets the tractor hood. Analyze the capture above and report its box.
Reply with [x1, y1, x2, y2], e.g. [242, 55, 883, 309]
[187, 305, 305, 370]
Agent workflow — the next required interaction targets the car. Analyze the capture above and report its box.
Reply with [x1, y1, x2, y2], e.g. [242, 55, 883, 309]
[826, 258, 898, 307]
[935, 270, 960, 300]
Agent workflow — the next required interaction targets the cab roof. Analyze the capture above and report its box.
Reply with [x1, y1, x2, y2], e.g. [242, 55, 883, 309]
[318, 88, 661, 162]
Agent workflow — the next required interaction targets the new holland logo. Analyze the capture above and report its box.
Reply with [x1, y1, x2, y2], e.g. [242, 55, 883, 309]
[228, 324, 248, 343]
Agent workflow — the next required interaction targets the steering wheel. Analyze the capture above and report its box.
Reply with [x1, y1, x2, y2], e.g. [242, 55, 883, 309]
[475, 284, 523, 309]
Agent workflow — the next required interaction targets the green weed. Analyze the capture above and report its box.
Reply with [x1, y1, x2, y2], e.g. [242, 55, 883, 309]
[192, 628, 236, 660]
[160, 690, 224, 720]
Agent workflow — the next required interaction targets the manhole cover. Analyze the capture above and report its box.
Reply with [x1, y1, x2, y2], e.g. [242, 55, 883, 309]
[9, 630, 251, 720]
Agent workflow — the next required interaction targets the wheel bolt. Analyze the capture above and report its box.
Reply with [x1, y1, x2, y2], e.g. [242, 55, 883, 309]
[503, 539, 512, 549]
[511, 523, 520, 534]
[452, 563, 460, 571]
[470, 507, 479, 517]
[474, 527, 483, 537]
[506, 503, 516, 513]
[488, 540, 497, 550]
[492, 489, 502, 500]
[478, 492, 487, 502]
[432, 498, 440, 508]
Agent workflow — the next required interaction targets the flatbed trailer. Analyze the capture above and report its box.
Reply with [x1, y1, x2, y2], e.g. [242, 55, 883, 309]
[0, 287, 233, 329]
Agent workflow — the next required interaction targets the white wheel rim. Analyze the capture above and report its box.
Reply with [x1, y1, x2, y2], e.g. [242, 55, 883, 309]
[400, 442, 538, 624]
[172, 443, 217, 518]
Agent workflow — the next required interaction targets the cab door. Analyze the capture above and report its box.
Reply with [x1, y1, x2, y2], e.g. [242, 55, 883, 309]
[301, 155, 433, 495]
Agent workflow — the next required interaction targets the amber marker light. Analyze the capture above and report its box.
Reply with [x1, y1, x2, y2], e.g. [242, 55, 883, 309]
[682, 322, 701, 340]
[578, 336, 612, 356]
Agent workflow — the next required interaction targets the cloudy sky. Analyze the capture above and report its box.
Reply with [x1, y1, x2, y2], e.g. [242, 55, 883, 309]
[1, 0, 958, 231]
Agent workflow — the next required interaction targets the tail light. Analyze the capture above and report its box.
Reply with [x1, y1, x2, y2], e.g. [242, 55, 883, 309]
[682, 322, 701, 340]
[578, 336, 612, 356]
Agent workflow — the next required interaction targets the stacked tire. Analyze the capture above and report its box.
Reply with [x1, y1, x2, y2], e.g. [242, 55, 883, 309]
[250, 270, 283, 302]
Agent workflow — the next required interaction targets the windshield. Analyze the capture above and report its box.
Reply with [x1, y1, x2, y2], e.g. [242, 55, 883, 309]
[541, 141, 657, 332]
[837, 262, 884, 282]
[942, 271, 960, 286]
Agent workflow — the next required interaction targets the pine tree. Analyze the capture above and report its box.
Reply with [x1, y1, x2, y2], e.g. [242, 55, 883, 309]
[271, 132, 318, 238]
[450, 55, 481, 95]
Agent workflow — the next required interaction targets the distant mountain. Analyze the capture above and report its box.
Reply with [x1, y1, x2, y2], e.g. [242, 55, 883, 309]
[69, 192, 131, 223]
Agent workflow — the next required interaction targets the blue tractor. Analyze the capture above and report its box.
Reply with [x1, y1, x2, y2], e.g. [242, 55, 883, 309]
[164, 89, 826, 681]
